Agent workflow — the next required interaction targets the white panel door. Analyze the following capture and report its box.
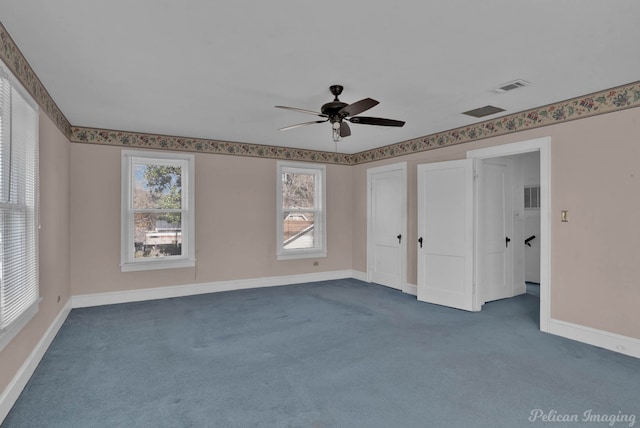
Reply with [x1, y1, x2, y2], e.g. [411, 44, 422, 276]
[417, 159, 477, 311]
[368, 165, 406, 290]
[478, 158, 514, 304]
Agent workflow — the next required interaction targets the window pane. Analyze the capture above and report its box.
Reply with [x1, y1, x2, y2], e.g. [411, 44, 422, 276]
[0, 78, 10, 204]
[134, 212, 182, 258]
[282, 172, 315, 209]
[283, 212, 315, 249]
[1, 207, 37, 329]
[133, 164, 182, 210]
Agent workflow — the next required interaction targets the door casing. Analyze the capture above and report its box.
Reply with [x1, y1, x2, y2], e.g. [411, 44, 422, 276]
[467, 137, 551, 332]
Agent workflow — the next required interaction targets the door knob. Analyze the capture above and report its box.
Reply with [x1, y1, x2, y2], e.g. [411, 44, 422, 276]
[397, 234, 402, 244]
[505, 236, 511, 248]
[418, 237, 423, 248]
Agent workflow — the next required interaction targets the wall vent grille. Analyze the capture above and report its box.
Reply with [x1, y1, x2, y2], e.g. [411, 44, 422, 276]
[524, 185, 541, 209]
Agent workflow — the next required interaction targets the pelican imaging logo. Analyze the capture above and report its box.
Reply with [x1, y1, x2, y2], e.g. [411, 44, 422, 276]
[529, 409, 636, 426]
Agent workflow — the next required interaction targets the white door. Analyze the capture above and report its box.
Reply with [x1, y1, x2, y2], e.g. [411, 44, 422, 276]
[417, 159, 477, 311]
[367, 163, 406, 290]
[477, 158, 514, 304]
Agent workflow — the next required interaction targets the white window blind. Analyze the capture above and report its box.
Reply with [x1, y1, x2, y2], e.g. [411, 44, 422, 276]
[0, 62, 39, 347]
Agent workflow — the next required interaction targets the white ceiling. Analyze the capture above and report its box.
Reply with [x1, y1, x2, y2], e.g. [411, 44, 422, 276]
[1, 1, 639, 154]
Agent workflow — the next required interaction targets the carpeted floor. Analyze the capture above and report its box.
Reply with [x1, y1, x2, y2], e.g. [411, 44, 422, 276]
[3, 279, 639, 427]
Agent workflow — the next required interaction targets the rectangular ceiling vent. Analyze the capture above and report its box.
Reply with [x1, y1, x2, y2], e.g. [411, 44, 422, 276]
[493, 79, 531, 94]
[462, 105, 505, 118]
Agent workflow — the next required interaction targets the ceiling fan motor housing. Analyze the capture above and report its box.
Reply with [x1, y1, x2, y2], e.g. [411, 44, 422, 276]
[323, 84, 348, 123]
[321, 101, 348, 123]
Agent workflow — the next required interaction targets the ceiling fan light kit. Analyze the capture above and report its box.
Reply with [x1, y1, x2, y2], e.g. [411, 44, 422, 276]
[276, 85, 405, 142]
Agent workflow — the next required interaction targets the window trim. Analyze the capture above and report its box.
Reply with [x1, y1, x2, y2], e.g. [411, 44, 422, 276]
[276, 161, 326, 260]
[120, 150, 195, 272]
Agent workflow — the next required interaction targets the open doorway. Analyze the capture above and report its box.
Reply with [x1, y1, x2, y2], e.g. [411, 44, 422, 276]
[415, 137, 550, 331]
[520, 151, 542, 299]
[476, 152, 541, 304]
[467, 137, 550, 332]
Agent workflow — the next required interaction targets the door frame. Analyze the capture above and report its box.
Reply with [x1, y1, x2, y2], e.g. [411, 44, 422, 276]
[366, 162, 408, 293]
[467, 137, 551, 332]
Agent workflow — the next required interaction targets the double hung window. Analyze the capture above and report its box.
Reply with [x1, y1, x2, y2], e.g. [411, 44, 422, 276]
[121, 150, 195, 271]
[276, 162, 326, 260]
[0, 62, 39, 351]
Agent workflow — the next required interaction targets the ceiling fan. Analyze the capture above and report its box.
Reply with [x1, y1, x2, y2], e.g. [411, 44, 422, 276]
[276, 85, 405, 142]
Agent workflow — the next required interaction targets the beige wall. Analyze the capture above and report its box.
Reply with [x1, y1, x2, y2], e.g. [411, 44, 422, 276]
[70, 145, 353, 295]
[3, 104, 640, 402]
[352, 107, 640, 340]
[0, 112, 71, 393]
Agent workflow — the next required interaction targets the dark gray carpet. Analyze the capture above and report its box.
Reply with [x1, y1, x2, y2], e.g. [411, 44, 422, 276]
[3, 279, 639, 427]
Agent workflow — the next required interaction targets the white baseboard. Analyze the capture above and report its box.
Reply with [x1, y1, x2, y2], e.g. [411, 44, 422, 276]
[72, 269, 357, 308]
[351, 270, 368, 282]
[404, 283, 417, 296]
[0, 301, 72, 424]
[548, 318, 640, 359]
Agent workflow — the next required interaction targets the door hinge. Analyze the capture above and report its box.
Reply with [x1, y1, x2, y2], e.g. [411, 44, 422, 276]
[473, 169, 479, 181]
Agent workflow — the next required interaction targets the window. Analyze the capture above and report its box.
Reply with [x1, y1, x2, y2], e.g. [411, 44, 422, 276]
[0, 62, 39, 352]
[121, 150, 195, 272]
[276, 162, 326, 260]
[524, 185, 540, 209]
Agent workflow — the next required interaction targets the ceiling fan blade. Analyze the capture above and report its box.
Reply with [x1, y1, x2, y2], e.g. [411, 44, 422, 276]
[340, 122, 351, 138]
[275, 105, 327, 118]
[348, 116, 405, 127]
[279, 120, 328, 131]
[339, 98, 379, 117]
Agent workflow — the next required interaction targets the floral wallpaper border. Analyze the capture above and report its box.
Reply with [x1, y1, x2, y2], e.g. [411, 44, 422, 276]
[352, 81, 640, 164]
[0, 21, 71, 136]
[2, 20, 640, 166]
[71, 80, 640, 165]
[70, 128, 355, 165]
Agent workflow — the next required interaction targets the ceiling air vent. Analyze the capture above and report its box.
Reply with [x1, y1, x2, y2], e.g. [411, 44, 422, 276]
[493, 79, 531, 93]
[462, 105, 505, 118]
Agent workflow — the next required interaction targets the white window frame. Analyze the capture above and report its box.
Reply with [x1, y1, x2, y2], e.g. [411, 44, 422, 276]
[121, 150, 195, 272]
[0, 60, 40, 353]
[276, 161, 326, 260]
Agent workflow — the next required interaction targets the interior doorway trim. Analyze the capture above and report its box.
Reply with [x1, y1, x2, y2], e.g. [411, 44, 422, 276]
[366, 162, 408, 293]
[466, 137, 551, 332]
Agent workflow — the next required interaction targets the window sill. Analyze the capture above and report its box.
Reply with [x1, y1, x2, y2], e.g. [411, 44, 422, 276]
[277, 250, 327, 261]
[120, 258, 196, 272]
[0, 299, 40, 353]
